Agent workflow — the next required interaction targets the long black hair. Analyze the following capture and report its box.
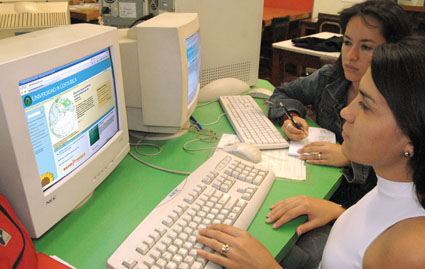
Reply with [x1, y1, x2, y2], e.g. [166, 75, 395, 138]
[371, 35, 425, 208]
[333, 0, 412, 75]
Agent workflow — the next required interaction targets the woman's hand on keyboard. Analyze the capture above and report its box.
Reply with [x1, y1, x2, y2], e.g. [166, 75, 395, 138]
[297, 141, 350, 167]
[196, 224, 282, 269]
[281, 117, 309, 141]
[266, 196, 345, 236]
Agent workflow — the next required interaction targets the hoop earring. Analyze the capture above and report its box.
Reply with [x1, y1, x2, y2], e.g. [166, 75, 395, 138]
[404, 151, 411, 158]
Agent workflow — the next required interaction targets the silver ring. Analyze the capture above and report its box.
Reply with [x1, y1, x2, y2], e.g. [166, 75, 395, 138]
[318, 152, 322, 160]
[286, 123, 292, 130]
[221, 244, 230, 255]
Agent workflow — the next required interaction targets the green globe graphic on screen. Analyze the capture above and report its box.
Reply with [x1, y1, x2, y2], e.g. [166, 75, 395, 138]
[49, 97, 78, 138]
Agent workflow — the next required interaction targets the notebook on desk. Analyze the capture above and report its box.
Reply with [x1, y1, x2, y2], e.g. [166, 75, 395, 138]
[288, 127, 336, 157]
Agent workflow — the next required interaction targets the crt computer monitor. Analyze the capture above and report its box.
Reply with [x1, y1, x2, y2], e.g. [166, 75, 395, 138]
[0, 23, 130, 238]
[118, 12, 201, 139]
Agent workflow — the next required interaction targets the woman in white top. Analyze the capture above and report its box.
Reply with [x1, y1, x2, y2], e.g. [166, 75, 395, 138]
[195, 35, 425, 268]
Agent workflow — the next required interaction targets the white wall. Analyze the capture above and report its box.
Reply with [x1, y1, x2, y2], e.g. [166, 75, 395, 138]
[312, 0, 364, 18]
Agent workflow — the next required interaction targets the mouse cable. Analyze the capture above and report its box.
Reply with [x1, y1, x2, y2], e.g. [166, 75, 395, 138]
[197, 113, 226, 126]
[128, 152, 191, 175]
[129, 133, 191, 175]
[195, 100, 226, 126]
[196, 100, 216, 107]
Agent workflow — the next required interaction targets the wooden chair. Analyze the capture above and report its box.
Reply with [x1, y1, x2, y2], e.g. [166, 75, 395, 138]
[317, 13, 342, 33]
[299, 13, 342, 36]
[259, 16, 290, 80]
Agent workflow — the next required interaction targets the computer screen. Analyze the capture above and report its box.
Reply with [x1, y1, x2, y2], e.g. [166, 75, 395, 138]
[0, 23, 129, 238]
[118, 12, 201, 139]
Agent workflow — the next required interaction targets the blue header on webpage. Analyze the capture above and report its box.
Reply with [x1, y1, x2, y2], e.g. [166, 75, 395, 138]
[22, 60, 111, 109]
[19, 49, 108, 86]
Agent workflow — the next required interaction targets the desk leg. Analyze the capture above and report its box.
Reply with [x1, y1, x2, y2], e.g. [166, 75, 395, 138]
[300, 24, 306, 37]
[296, 65, 304, 77]
[281, 50, 322, 79]
[271, 48, 283, 87]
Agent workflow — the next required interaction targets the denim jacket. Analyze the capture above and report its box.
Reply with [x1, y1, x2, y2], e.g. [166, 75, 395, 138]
[268, 64, 375, 206]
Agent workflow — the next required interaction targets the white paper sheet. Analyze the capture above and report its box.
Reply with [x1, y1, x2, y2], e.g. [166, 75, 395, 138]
[288, 127, 336, 157]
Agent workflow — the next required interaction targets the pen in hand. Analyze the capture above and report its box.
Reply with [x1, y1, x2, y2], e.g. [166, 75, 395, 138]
[279, 102, 308, 138]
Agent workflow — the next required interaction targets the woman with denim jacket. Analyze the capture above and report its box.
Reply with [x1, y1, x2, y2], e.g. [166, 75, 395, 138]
[267, 1, 412, 268]
[268, 0, 411, 209]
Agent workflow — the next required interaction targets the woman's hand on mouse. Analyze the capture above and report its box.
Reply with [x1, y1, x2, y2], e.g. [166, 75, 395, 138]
[297, 142, 349, 167]
[281, 117, 309, 141]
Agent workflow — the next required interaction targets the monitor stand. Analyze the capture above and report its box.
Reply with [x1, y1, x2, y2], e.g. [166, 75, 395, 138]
[131, 121, 190, 141]
[72, 191, 94, 212]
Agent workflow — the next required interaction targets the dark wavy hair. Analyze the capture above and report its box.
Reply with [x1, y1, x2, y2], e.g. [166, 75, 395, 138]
[371, 35, 425, 208]
[334, 0, 412, 75]
[339, 0, 412, 42]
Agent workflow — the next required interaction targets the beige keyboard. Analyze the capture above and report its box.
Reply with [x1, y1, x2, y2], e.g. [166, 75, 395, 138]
[219, 95, 289, 150]
[107, 151, 275, 269]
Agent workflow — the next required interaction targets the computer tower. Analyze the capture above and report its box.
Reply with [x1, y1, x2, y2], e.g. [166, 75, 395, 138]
[100, 0, 174, 27]
[174, 0, 264, 87]
[101, 0, 263, 86]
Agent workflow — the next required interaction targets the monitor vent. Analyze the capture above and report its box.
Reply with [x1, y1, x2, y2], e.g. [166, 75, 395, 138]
[200, 62, 251, 88]
[0, 12, 69, 28]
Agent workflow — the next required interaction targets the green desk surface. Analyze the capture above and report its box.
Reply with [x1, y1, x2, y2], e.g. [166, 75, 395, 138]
[33, 79, 341, 268]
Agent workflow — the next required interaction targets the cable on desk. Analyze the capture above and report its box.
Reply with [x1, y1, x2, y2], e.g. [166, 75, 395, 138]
[129, 132, 163, 156]
[129, 133, 191, 175]
[198, 113, 226, 126]
[128, 152, 191, 175]
[128, 121, 219, 173]
[195, 101, 227, 126]
[182, 124, 219, 152]
[196, 100, 216, 107]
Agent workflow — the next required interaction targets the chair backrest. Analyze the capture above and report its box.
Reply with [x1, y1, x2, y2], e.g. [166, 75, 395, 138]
[317, 13, 342, 34]
[271, 16, 290, 43]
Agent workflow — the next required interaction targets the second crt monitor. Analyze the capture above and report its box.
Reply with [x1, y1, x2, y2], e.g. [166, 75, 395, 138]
[119, 13, 201, 139]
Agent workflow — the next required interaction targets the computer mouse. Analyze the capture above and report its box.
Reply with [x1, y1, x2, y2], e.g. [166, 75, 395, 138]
[222, 142, 262, 163]
[247, 88, 273, 99]
[198, 77, 250, 102]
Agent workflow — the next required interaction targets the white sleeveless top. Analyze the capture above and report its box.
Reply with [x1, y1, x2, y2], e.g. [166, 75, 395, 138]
[321, 176, 425, 268]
